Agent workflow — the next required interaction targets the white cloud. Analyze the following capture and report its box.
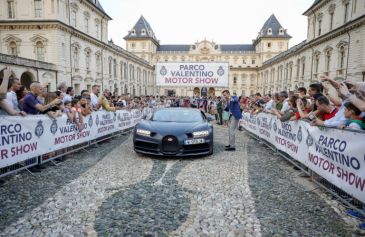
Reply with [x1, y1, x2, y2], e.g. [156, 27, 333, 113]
[101, 0, 314, 48]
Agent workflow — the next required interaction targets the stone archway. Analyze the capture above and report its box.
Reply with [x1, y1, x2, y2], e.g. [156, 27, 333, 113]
[21, 71, 35, 90]
[193, 87, 200, 96]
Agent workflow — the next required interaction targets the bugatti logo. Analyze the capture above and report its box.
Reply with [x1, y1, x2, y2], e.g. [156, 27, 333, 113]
[160, 66, 167, 76]
[167, 138, 173, 142]
[50, 119, 58, 135]
[35, 120, 44, 138]
[217, 66, 225, 76]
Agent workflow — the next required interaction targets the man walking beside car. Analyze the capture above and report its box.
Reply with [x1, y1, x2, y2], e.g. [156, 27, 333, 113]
[222, 90, 242, 151]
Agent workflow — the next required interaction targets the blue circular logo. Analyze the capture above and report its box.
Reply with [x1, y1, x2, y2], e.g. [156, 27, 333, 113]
[50, 120, 58, 135]
[297, 126, 303, 143]
[88, 115, 93, 127]
[96, 115, 99, 126]
[160, 66, 167, 76]
[217, 66, 225, 76]
[35, 120, 44, 138]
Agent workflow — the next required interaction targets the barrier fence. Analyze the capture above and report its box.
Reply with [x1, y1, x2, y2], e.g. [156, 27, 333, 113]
[240, 112, 365, 216]
[0, 108, 154, 178]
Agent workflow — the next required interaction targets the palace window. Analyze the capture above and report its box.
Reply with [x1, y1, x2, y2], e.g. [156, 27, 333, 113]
[267, 42, 271, 48]
[318, 19, 322, 36]
[325, 49, 332, 73]
[252, 59, 256, 65]
[95, 21, 99, 39]
[315, 55, 320, 74]
[85, 17, 89, 33]
[233, 77, 237, 85]
[35, 41, 45, 61]
[71, 10, 77, 27]
[9, 41, 18, 56]
[108, 57, 112, 76]
[8, 0, 15, 18]
[330, 13, 334, 30]
[344, 1, 350, 23]
[73, 47, 79, 68]
[34, 0, 42, 18]
[95, 53, 101, 73]
[113, 59, 117, 77]
[338, 44, 347, 71]
[85, 49, 91, 71]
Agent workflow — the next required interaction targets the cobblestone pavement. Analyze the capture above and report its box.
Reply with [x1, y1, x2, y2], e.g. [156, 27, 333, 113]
[0, 125, 358, 236]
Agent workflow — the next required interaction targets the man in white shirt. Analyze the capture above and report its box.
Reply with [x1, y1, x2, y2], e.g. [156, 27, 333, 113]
[90, 85, 101, 111]
[280, 91, 289, 113]
[6, 77, 22, 111]
[63, 87, 74, 103]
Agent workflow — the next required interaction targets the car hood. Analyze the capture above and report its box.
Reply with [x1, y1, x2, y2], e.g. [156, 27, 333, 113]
[138, 120, 209, 134]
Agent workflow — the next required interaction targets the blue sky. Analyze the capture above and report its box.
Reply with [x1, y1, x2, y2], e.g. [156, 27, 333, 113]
[101, 0, 314, 48]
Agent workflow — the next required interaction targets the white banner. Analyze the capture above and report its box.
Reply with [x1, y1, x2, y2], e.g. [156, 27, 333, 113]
[156, 62, 229, 87]
[241, 112, 365, 204]
[0, 109, 150, 168]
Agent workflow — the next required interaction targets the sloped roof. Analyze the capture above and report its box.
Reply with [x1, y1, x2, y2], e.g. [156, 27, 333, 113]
[156, 44, 255, 52]
[220, 44, 255, 52]
[257, 14, 291, 39]
[157, 45, 191, 51]
[303, 0, 321, 15]
[87, 0, 112, 20]
[124, 16, 158, 43]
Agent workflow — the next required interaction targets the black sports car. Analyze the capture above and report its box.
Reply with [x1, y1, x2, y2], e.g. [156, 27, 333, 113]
[133, 108, 214, 156]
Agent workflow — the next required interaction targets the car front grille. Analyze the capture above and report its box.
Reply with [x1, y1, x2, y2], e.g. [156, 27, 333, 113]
[162, 135, 179, 153]
[135, 141, 159, 153]
[183, 143, 210, 154]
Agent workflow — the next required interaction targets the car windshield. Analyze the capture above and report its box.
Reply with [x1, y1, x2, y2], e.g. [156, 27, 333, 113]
[152, 109, 203, 123]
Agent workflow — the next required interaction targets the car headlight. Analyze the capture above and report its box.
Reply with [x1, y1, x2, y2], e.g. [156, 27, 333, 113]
[136, 129, 151, 137]
[193, 130, 209, 137]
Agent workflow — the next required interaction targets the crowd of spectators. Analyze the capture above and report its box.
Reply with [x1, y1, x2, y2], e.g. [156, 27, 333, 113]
[240, 75, 365, 131]
[1, 66, 365, 131]
[0, 67, 160, 123]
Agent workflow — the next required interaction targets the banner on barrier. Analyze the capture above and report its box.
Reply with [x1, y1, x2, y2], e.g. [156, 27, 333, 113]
[0, 109, 150, 169]
[241, 112, 365, 204]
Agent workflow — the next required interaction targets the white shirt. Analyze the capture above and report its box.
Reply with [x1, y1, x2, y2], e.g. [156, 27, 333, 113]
[6, 91, 19, 111]
[63, 94, 73, 103]
[324, 99, 348, 127]
[90, 93, 99, 110]
[264, 99, 274, 110]
[281, 99, 289, 112]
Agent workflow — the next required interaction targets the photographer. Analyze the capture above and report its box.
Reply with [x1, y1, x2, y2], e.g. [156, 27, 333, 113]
[22, 82, 61, 115]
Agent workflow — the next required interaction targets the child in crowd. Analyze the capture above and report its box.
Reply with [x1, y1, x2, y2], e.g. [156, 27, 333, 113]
[63, 101, 75, 121]
[292, 98, 311, 121]
[71, 99, 84, 131]
[339, 102, 365, 130]
[80, 96, 92, 116]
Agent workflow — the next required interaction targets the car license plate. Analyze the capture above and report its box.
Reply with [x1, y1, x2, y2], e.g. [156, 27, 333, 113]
[184, 138, 205, 145]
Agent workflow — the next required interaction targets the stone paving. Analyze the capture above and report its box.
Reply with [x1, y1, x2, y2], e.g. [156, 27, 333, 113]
[0, 125, 359, 236]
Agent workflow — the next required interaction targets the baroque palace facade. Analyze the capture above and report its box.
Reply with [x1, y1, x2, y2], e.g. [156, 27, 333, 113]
[0, 0, 364, 97]
[0, 0, 154, 95]
[125, 0, 365, 96]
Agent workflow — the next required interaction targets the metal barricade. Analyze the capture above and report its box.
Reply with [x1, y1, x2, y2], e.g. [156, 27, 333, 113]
[242, 127, 365, 218]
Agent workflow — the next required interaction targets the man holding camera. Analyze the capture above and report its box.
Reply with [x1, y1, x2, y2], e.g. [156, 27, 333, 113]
[22, 82, 62, 115]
